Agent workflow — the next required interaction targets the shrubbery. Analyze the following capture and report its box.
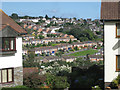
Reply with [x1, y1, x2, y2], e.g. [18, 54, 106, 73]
[109, 75, 120, 89]
[24, 72, 46, 88]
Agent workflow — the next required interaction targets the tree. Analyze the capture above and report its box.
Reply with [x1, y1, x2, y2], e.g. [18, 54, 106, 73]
[69, 28, 98, 42]
[39, 16, 43, 19]
[96, 31, 102, 35]
[11, 13, 19, 19]
[73, 17, 76, 20]
[48, 42, 52, 46]
[74, 46, 79, 51]
[38, 35, 44, 39]
[24, 72, 46, 88]
[45, 14, 49, 20]
[68, 39, 72, 44]
[52, 16, 56, 18]
[45, 73, 70, 88]
[35, 35, 38, 39]
[58, 28, 63, 32]
[53, 76, 70, 88]
[23, 52, 39, 67]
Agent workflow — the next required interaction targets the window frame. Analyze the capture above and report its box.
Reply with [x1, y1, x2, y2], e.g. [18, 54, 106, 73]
[0, 68, 14, 84]
[116, 55, 120, 72]
[116, 23, 120, 38]
[2, 37, 16, 52]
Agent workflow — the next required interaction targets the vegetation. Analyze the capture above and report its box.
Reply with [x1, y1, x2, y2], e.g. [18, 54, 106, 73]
[69, 28, 98, 42]
[45, 73, 70, 88]
[68, 49, 98, 56]
[2, 85, 31, 90]
[109, 75, 120, 89]
[11, 13, 19, 20]
[24, 72, 46, 88]
[38, 35, 44, 39]
[23, 52, 39, 67]
[39, 58, 103, 89]
[47, 34, 56, 37]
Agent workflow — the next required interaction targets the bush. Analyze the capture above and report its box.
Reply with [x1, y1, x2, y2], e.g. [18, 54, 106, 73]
[45, 73, 70, 88]
[109, 81, 118, 89]
[109, 75, 120, 89]
[24, 72, 46, 88]
[92, 85, 101, 90]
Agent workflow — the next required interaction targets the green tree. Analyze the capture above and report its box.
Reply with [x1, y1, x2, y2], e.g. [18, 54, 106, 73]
[52, 16, 56, 18]
[70, 28, 98, 41]
[48, 42, 52, 46]
[11, 13, 19, 19]
[24, 72, 46, 88]
[45, 14, 49, 20]
[45, 73, 70, 88]
[68, 39, 73, 44]
[23, 52, 39, 67]
[74, 46, 79, 51]
[38, 35, 44, 39]
[58, 28, 63, 32]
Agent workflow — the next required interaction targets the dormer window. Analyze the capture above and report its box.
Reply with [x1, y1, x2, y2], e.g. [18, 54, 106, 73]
[116, 23, 120, 38]
[2, 37, 16, 51]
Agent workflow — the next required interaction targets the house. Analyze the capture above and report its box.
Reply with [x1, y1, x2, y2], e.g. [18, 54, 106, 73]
[88, 55, 103, 62]
[0, 10, 27, 87]
[62, 56, 76, 62]
[101, 0, 120, 87]
[22, 34, 34, 40]
[35, 56, 76, 63]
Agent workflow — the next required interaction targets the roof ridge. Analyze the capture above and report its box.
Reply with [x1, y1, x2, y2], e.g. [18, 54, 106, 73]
[0, 9, 9, 17]
[1, 9, 27, 34]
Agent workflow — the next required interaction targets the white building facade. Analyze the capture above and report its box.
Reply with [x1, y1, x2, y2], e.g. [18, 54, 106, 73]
[101, 0, 120, 87]
[0, 10, 27, 87]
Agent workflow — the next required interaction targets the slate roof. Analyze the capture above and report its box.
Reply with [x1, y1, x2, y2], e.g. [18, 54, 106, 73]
[89, 55, 103, 58]
[0, 9, 27, 34]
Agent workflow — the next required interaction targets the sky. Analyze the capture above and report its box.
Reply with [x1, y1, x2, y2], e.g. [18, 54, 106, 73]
[2, 2, 101, 19]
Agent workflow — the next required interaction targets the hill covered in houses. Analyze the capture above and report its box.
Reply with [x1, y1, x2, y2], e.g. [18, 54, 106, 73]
[9, 13, 104, 89]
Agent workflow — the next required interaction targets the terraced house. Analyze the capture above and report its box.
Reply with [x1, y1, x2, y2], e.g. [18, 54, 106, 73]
[101, 0, 120, 87]
[0, 10, 27, 87]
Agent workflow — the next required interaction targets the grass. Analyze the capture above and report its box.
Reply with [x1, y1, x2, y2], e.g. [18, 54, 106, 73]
[68, 49, 98, 56]
[1, 85, 31, 90]
[51, 43, 59, 46]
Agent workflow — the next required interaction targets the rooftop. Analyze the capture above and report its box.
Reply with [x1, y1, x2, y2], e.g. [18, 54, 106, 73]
[101, 0, 120, 20]
[0, 9, 27, 34]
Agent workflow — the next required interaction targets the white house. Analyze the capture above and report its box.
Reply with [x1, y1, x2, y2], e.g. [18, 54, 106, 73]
[0, 10, 27, 87]
[101, 0, 120, 88]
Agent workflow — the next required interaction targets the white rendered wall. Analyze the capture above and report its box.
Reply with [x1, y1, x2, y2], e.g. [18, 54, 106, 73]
[0, 37, 22, 69]
[104, 22, 120, 82]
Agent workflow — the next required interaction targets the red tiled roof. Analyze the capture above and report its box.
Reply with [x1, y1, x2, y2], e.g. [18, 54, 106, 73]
[0, 24, 7, 31]
[0, 9, 27, 34]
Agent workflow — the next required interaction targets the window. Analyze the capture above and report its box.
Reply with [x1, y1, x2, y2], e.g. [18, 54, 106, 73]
[2, 37, 16, 51]
[116, 55, 120, 71]
[0, 68, 14, 84]
[116, 23, 120, 38]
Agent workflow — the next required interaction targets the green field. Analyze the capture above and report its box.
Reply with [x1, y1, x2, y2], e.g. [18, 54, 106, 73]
[51, 44, 59, 46]
[68, 49, 98, 56]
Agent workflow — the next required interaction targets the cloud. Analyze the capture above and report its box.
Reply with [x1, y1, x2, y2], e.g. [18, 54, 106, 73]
[61, 12, 79, 18]
[50, 9, 58, 13]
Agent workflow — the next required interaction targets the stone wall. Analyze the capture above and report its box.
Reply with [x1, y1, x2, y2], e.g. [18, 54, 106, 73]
[0, 66, 23, 87]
